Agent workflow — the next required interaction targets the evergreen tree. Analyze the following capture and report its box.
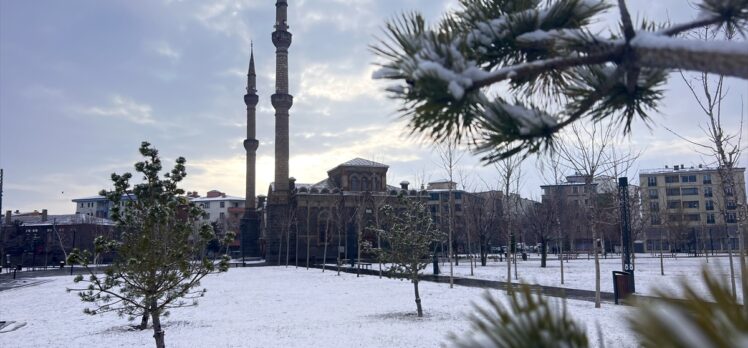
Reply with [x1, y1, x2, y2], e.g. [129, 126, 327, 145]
[372, 0, 748, 161]
[67, 142, 230, 348]
[373, 195, 445, 317]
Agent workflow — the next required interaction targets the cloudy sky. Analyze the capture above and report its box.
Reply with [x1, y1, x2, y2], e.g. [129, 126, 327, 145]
[1, 0, 746, 214]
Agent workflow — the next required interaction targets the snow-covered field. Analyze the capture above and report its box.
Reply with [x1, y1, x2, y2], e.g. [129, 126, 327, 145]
[1, 266, 636, 348]
[427, 254, 743, 301]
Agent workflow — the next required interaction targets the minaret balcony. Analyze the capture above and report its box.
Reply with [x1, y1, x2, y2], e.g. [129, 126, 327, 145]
[244, 139, 259, 151]
[244, 93, 259, 106]
[272, 30, 292, 48]
[271, 93, 293, 109]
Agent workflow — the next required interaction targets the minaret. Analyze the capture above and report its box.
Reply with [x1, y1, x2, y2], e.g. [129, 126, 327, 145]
[243, 43, 259, 211]
[271, 0, 293, 198]
[240, 43, 261, 258]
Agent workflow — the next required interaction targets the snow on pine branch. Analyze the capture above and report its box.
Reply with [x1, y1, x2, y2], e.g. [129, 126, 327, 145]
[631, 31, 748, 79]
[484, 100, 559, 136]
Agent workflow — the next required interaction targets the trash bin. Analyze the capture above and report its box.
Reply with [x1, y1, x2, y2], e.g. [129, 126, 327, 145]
[522, 253, 527, 261]
[613, 271, 632, 305]
[16, 264, 22, 271]
[59, 261, 66, 269]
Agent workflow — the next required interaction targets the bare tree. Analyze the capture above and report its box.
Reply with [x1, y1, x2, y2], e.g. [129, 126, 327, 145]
[495, 155, 522, 290]
[557, 121, 617, 308]
[539, 152, 567, 284]
[436, 138, 464, 288]
[671, 25, 746, 301]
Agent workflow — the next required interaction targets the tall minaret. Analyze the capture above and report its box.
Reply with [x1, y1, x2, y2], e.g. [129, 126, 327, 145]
[243, 42, 259, 211]
[271, 0, 293, 198]
[240, 43, 261, 258]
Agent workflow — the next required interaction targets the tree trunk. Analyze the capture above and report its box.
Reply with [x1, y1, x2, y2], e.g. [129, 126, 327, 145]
[507, 233, 512, 293]
[728, 237, 736, 300]
[540, 238, 547, 268]
[413, 278, 423, 317]
[660, 234, 665, 276]
[150, 301, 165, 348]
[594, 235, 601, 308]
[138, 310, 150, 330]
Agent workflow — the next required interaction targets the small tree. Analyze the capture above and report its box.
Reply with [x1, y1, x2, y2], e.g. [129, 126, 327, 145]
[374, 195, 445, 317]
[67, 142, 230, 348]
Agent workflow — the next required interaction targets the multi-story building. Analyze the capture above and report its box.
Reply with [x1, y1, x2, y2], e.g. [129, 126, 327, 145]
[540, 174, 620, 252]
[72, 194, 134, 219]
[190, 190, 245, 224]
[1, 209, 115, 267]
[639, 164, 746, 253]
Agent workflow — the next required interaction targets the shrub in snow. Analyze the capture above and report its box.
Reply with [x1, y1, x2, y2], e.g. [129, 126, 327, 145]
[371, 195, 445, 317]
[67, 141, 231, 348]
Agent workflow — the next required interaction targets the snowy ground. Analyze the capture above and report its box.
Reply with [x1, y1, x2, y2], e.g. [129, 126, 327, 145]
[423, 253, 743, 302]
[1, 266, 637, 348]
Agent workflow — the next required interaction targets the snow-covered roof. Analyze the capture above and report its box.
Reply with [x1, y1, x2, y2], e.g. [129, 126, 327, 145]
[639, 166, 745, 175]
[329, 158, 388, 172]
[190, 195, 244, 202]
[11, 214, 115, 226]
[72, 194, 134, 202]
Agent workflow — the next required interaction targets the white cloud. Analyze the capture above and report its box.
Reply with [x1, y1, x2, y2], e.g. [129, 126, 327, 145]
[149, 41, 181, 61]
[298, 64, 382, 102]
[82, 95, 156, 124]
[192, 0, 259, 45]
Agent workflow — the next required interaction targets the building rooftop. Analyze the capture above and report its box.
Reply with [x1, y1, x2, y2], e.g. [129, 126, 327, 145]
[328, 158, 388, 172]
[190, 195, 244, 202]
[640, 165, 745, 175]
[10, 213, 115, 226]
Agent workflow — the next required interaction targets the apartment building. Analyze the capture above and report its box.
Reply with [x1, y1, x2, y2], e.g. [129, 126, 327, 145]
[639, 164, 746, 252]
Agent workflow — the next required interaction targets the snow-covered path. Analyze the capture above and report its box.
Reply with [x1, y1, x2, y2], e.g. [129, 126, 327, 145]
[0, 266, 636, 347]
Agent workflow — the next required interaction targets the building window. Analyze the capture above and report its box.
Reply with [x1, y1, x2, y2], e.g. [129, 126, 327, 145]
[650, 213, 661, 225]
[455, 204, 462, 212]
[684, 201, 699, 209]
[429, 193, 439, 201]
[727, 200, 737, 210]
[220, 201, 225, 208]
[703, 174, 712, 184]
[681, 175, 696, 183]
[665, 175, 679, 183]
[351, 176, 360, 191]
[666, 188, 681, 196]
[681, 187, 698, 195]
[362, 177, 370, 191]
[648, 189, 658, 199]
[705, 200, 714, 211]
[649, 201, 659, 211]
[572, 186, 579, 194]
[647, 176, 657, 186]
[726, 212, 737, 223]
[233, 202, 239, 208]
[219, 212, 225, 220]
[706, 213, 715, 224]
[704, 187, 713, 197]
[725, 186, 734, 196]
[667, 200, 681, 209]
[204, 213, 210, 220]
[668, 214, 682, 222]
[684, 214, 700, 221]
[455, 192, 462, 200]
